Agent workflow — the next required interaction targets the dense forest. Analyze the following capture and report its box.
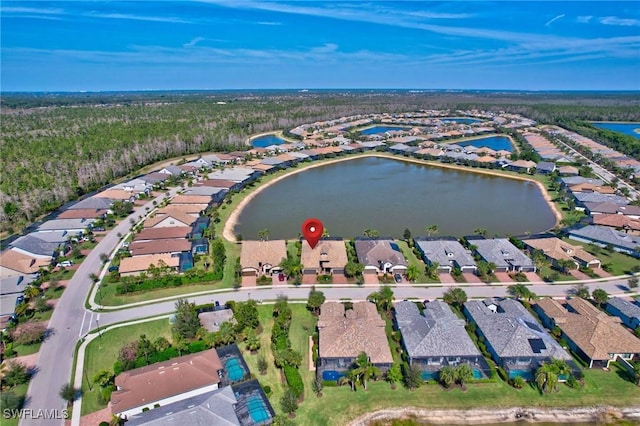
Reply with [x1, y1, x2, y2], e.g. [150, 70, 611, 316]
[1, 91, 639, 234]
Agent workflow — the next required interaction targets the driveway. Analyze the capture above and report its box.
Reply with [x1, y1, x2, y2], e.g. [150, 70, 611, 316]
[241, 275, 257, 287]
[523, 272, 543, 282]
[494, 272, 514, 283]
[570, 269, 591, 280]
[438, 272, 456, 284]
[302, 274, 317, 285]
[462, 272, 482, 284]
[595, 269, 612, 278]
[363, 273, 379, 285]
[332, 272, 349, 284]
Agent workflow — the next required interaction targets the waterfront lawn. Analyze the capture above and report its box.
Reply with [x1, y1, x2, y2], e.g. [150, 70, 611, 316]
[80, 318, 172, 415]
[562, 238, 639, 276]
[396, 241, 439, 283]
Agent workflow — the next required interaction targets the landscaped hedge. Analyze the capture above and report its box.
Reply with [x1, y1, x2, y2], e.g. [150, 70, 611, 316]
[114, 340, 210, 374]
[115, 271, 222, 294]
[283, 364, 304, 397]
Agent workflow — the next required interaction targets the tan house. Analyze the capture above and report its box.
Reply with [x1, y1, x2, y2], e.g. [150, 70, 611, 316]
[534, 298, 640, 368]
[128, 239, 192, 257]
[118, 254, 180, 277]
[171, 194, 214, 205]
[0, 249, 51, 278]
[317, 301, 393, 380]
[569, 183, 616, 194]
[134, 227, 191, 242]
[110, 349, 224, 418]
[301, 239, 348, 275]
[523, 237, 601, 269]
[144, 207, 198, 229]
[591, 214, 640, 235]
[239, 240, 287, 276]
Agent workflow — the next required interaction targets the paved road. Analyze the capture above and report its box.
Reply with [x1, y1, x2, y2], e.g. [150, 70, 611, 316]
[21, 191, 177, 426]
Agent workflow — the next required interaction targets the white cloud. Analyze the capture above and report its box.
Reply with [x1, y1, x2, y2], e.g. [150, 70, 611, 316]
[183, 37, 205, 48]
[577, 16, 593, 24]
[257, 21, 281, 26]
[545, 14, 565, 27]
[600, 16, 640, 27]
[84, 12, 191, 24]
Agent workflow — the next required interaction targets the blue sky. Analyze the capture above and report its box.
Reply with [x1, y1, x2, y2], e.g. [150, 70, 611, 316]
[2, 1, 639, 91]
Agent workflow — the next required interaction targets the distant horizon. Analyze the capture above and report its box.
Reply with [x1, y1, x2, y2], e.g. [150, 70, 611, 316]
[2, 1, 639, 92]
[3, 88, 640, 95]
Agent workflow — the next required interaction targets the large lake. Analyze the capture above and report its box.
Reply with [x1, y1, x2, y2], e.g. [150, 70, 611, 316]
[234, 157, 556, 239]
[591, 122, 640, 139]
[361, 126, 411, 135]
[442, 117, 482, 124]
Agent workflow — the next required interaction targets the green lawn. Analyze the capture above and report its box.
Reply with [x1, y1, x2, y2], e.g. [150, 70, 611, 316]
[561, 237, 639, 276]
[1, 383, 29, 426]
[96, 280, 232, 306]
[537, 264, 574, 282]
[11, 342, 42, 357]
[396, 241, 439, 283]
[80, 318, 172, 415]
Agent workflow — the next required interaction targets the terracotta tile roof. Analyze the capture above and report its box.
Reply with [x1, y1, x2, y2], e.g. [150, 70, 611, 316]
[318, 302, 393, 364]
[171, 194, 214, 205]
[118, 254, 180, 274]
[0, 249, 51, 275]
[111, 349, 223, 415]
[535, 298, 640, 362]
[56, 209, 108, 219]
[129, 239, 192, 256]
[240, 240, 287, 271]
[251, 164, 275, 172]
[94, 189, 136, 200]
[523, 237, 600, 266]
[301, 239, 348, 272]
[144, 209, 196, 228]
[159, 204, 207, 216]
[134, 227, 191, 241]
[198, 179, 237, 189]
[569, 183, 617, 194]
[592, 214, 640, 231]
[475, 155, 498, 163]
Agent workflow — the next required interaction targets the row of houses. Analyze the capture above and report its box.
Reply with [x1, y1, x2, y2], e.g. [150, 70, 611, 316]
[316, 296, 640, 383]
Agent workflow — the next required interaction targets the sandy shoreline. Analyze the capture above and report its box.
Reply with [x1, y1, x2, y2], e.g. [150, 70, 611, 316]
[222, 152, 562, 242]
[349, 406, 640, 425]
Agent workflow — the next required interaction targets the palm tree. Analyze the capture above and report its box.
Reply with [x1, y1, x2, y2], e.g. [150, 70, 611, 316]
[425, 224, 439, 236]
[363, 229, 380, 238]
[443, 287, 467, 309]
[474, 228, 488, 237]
[592, 288, 609, 307]
[535, 363, 558, 394]
[455, 364, 473, 386]
[507, 283, 528, 299]
[572, 283, 590, 299]
[351, 352, 380, 390]
[257, 228, 270, 241]
[549, 358, 570, 381]
[405, 264, 419, 282]
[24, 285, 40, 300]
[439, 366, 456, 388]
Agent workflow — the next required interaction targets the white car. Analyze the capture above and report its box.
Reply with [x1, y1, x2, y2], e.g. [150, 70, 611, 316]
[57, 260, 74, 267]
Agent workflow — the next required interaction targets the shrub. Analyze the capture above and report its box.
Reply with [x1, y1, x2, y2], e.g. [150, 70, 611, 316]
[566, 375, 582, 389]
[10, 322, 47, 346]
[496, 367, 509, 382]
[510, 376, 526, 389]
[283, 365, 304, 397]
[263, 385, 272, 396]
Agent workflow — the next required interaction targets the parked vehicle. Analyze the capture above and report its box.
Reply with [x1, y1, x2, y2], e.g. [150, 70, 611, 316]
[278, 273, 285, 282]
[394, 273, 402, 283]
[108, 266, 119, 273]
[57, 260, 74, 267]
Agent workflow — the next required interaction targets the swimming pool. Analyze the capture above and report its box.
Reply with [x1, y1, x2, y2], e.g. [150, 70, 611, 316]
[224, 357, 246, 382]
[508, 369, 534, 381]
[421, 371, 438, 380]
[473, 369, 483, 379]
[247, 395, 271, 423]
[322, 370, 344, 381]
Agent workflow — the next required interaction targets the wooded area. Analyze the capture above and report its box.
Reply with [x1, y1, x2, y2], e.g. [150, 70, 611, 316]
[1, 91, 639, 234]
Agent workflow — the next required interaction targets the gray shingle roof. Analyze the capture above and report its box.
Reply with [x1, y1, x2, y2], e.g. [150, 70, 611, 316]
[125, 386, 239, 426]
[207, 167, 257, 182]
[161, 165, 183, 175]
[464, 299, 572, 361]
[473, 238, 535, 270]
[354, 238, 407, 269]
[414, 238, 476, 270]
[37, 218, 95, 232]
[560, 177, 604, 187]
[395, 300, 481, 358]
[607, 297, 640, 321]
[569, 225, 640, 252]
[536, 162, 556, 172]
[68, 197, 114, 210]
[11, 234, 68, 257]
[573, 192, 629, 206]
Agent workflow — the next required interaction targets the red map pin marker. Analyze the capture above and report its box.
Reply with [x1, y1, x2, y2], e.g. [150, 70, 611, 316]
[302, 218, 324, 249]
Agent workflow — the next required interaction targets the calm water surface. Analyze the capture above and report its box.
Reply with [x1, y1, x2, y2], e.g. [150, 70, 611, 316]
[442, 117, 482, 124]
[251, 134, 285, 147]
[361, 126, 412, 135]
[235, 157, 556, 239]
[591, 122, 640, 139]
[457, 136, 513, 152]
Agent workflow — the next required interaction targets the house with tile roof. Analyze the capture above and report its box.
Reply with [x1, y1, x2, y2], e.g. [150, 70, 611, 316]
[606, 297, 640, 330]
[414, 237, 477, 274]
[110, 348, 224, 418]
[505, 160, 536, 173]
[522, 237, 601, 270]
[301, 238, 348, 276]
[591, 214, 640, 234]
[118, 254, 180, 277]
[239, 240, 287, 277]
[534, 298, 640, 368]
[394, 300, 489, 379]
[128, 239, 192, 257]
[317, 301, 393, 380]
[354, 238, 407, 275]
[134, 227, 192, 242]
[463, 298, 577, 380]
[0, 249, 52, 278]
[472, 238, 536, 272]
